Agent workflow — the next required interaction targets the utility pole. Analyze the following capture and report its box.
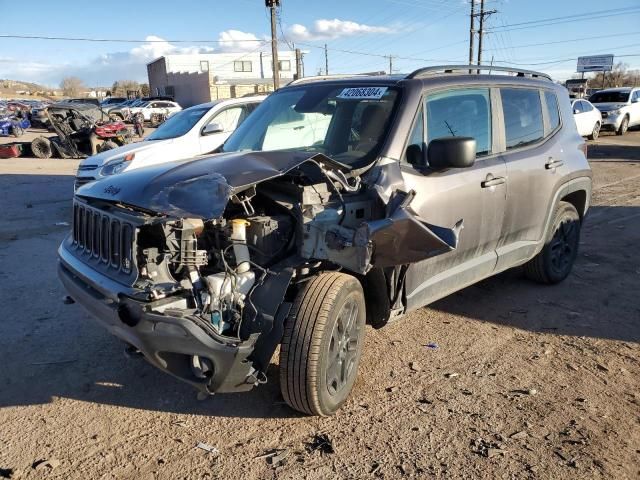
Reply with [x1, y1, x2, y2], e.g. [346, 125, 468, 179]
[324, 44, 329, 75]
[475, 0, 497, 69]
[388, 55, 393, 74]
[295, 47, 302, 80]
[266, 0, 280, 90]
[468, 0, 475, 70]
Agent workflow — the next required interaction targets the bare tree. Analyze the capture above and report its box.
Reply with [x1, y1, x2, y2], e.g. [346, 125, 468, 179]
[60, 76, 86, 97]
[110, 80, 141, 97]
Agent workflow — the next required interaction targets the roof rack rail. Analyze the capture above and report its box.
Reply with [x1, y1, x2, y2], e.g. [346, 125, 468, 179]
[406, 65, 552, 81]
[286, 73, 379, 86]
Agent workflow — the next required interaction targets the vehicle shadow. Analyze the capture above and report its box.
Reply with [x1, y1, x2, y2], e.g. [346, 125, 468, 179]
[588, 143, 640, 161]
[427, 205, 640, 344]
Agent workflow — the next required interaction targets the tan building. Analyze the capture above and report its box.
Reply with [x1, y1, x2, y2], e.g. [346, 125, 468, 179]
[147, 51, 297, 107]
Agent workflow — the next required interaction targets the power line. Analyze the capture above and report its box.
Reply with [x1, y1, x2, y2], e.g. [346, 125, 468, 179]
[0, 34, 265, 43]
[487, 8, 640, 33]
[484, 30, 640, 51]
[489, 6, 638, 30]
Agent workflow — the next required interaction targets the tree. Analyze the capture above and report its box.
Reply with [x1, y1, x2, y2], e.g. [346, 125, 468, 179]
[110, 80, 141, 97]
[60, 76, 85, 97]
[589, 62, 640, 88]
[140, 83, 150, 97]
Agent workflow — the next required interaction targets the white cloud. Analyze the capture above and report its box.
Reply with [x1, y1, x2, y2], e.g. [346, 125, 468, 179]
[0, 32, 265, 87]
[217, 30, 267, 52]
[288, 18, 392, 42]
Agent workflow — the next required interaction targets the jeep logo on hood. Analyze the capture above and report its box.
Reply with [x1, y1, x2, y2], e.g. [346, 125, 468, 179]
[103, 185, 121, 195]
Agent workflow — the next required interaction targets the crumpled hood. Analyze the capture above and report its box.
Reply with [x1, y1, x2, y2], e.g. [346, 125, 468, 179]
[75, 150, 317, 218]
[592, 102, 628, 111]
[78, 140, 166, 169]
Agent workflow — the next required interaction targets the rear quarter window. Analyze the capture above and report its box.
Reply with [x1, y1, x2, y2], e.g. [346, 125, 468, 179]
[501, 88, 544, 150]
[544, 91, 561, 131]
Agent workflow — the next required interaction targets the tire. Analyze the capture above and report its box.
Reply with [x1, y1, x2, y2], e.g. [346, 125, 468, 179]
[31, 136, 52, 159]
[616, 116, 629, 136]
[111, 113, 124, 121]
[11, 126, 23, 138]
[588, 121, 600, 140]
[280, 272, 366, 416]
[523, 201, 580, 284]
[99, 140, 118, 152]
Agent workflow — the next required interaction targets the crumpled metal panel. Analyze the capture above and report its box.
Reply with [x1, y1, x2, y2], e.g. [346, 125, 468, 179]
[75, 150, 319, 219]
[355, 190, 462, 270]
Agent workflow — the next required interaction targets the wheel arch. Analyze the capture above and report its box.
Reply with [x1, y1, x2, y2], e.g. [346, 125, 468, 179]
[561, 189, 588, 221]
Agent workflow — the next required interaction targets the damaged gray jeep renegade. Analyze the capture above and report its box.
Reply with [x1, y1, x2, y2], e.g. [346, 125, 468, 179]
[58, 65, 592, 416]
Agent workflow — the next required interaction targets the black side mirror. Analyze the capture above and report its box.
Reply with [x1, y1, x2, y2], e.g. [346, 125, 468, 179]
[427, 137, 476, 170]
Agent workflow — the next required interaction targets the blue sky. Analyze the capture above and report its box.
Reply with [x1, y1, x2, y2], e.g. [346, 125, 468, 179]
[1, 0, 639, 87]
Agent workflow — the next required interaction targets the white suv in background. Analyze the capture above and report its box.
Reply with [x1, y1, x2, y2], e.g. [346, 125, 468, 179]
[74, 96, 265, 189]
[129, 100, 182, 121]
[589, 87, 640, 135]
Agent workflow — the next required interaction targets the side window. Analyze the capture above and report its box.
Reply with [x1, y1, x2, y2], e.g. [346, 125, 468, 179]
[210, 106, 247, 133]
[582, 101, 593, 112]
[425, 88, 491, 156]
[403, 105, 424, 164]
[573, 101, 583, 114]
[501, 88, 544, 150]
[544, 91, 561, 131]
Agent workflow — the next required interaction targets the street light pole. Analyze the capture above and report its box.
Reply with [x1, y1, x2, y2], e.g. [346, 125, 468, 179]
[266, 0, 280, 90]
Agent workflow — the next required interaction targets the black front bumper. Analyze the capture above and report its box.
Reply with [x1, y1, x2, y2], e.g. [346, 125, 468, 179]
[57, 244, 259, 394]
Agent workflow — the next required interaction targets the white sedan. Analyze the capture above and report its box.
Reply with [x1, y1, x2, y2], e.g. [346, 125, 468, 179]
[572, 99, 601, 140]
[75, 95, 265, 189]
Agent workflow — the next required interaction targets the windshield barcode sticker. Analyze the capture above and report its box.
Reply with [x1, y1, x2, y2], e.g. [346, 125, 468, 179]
[337, 87, 388, 100]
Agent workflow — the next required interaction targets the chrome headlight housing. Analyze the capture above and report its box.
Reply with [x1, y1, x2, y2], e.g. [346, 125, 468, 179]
[100, 153, 135, 176]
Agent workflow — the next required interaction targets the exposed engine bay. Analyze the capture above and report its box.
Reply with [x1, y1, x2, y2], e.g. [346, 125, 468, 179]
[132, 157, 381, 342]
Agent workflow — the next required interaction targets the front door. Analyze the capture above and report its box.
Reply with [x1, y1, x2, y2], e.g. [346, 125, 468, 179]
[199, 103, 253, 154]
[399, 87, 507, 310]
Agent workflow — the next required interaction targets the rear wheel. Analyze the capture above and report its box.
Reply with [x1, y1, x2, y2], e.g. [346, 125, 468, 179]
[588, 121, 600, 140]
[280, 272, 366, 416]
[11, 125, 23, 137]
[616, 116, 629, 136]
[31, 136, 52, 159]
[523, 201, 580, 284]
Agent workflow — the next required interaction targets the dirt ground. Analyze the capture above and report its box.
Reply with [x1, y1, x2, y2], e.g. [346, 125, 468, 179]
[0, 129, 639, 480]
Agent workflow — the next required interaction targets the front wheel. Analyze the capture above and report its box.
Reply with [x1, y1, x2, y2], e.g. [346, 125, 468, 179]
[523, 201, 580, 284]
[616, 116, 629, 136]
[11, 125, 24, 138]
[280, 272, 366, 416]
[588, 121, 600, 140]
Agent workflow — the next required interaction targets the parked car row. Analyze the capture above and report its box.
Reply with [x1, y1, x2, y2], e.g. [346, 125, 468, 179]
[101, 96, 182, 125]
[572, 87, 640, 139]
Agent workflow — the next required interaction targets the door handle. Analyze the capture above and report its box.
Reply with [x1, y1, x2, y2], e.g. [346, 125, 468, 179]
[545, 158, 564, 169]
[481, 176, 506, 188]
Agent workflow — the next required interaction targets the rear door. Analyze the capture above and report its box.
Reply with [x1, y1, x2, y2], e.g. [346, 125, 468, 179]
[495, 87, 565, 271]
[400, 86, 507, 309]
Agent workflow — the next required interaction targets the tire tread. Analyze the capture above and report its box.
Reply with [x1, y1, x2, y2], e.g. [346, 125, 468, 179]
[280, 272, 354, 416]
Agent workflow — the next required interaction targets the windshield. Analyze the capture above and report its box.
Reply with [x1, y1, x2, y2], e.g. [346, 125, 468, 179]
[223, 85, 399, 166]
[146, 106, 210, 141]
[589, 91, 630, 103]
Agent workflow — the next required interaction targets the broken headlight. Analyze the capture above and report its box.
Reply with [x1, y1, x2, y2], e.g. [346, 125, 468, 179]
[100, 153, 135, 176]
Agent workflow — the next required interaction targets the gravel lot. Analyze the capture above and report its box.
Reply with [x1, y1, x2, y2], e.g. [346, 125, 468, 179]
[0, 129, 639, 479]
